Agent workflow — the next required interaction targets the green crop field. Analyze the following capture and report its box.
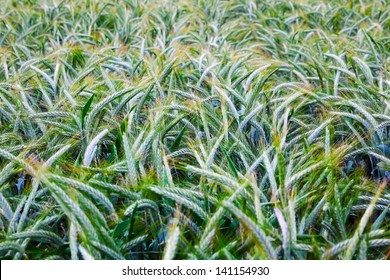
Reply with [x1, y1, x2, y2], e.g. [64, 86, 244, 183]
[0, 0, 389, 260]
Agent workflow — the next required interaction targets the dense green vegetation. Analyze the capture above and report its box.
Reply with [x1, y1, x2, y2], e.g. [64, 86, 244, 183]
[0, 0, 389, 260]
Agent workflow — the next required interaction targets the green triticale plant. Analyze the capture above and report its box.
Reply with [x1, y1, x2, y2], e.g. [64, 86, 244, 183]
[0, 0, 389, 260]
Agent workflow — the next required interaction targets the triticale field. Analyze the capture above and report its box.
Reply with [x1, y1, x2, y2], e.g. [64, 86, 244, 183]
[0, 0, 389, 260]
